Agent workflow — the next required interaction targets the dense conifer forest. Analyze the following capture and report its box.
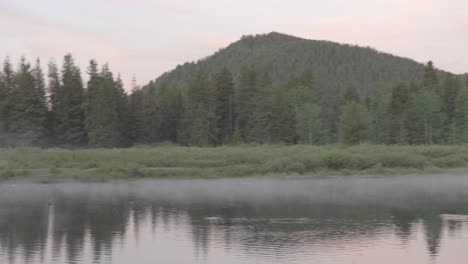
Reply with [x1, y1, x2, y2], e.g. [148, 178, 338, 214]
[0, 33, 467, 147]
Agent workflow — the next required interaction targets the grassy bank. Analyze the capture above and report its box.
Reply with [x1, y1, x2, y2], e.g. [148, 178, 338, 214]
[1, 144, 468, 181]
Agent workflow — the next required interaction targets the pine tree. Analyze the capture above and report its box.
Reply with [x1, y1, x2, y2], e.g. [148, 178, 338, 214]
[182, 68, 216, 146]
[388, 83, 410, 144]
[84, 59, 100, 142]
[158, 85, 183, 143]
[214, 67, 235, 144]
[271, 87, 296, 143]
[339, 102, 370, 145]
[423, 61, 439, 91]
[441, 73, 461, 143]
[250, 72, 274, 143]
[0, 57, 14, 132]
[456, 86, 468, 143]
[8, 57, 47, 144]
[56, 54, 86, 145]
[235, 65, 258, 141]
[128, 77, 145, 143]
[47, 60, 61, 137]
[115, 74, 132, 146]
[141, 83, 161, 143]
[86, 63, 129, 147]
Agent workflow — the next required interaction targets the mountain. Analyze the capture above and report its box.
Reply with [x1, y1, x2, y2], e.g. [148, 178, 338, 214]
[146, 32, 440, 94]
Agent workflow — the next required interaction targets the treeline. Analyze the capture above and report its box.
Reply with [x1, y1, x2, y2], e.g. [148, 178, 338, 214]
[0, 55, 467, 147]
[0, 55, 130, 147]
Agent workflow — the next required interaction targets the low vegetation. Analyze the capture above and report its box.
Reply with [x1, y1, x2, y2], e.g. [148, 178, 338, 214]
[2, 144, 468, 181]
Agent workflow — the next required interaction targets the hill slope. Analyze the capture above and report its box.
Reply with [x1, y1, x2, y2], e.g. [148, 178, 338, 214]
[148, 32, 433, 94]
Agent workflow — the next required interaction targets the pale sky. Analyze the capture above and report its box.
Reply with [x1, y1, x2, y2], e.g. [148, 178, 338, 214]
[1, 0, 467, 89]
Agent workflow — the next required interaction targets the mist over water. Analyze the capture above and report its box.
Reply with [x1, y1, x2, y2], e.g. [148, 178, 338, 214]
[1, 175, 468, 264]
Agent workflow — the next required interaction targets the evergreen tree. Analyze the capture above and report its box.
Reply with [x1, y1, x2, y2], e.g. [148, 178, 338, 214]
[235, 65, 258, 141]
[115, 74, 132, 146]
[141, 83, 161, 143]
[84, 59, 101, 142]
[271, 87, 296, 143]
[56, 54, 86, 145]
[47, 60, 61, 137]
[0, 57, 14, 132]
[214, 67, 235, 144]
[388, 83, 410, 144]
[339, 102, 370, 145]
[455, 86, 468, 143]
[423, 61, 439, 91]
[86, 63, 129, 147]
[8, 57, 48, 144]
[182, 69, 216, 146]
[368, 87, 390, 144]
[441, 73, 461, 143]
[158, 85, 183, 143]
[250, 72, 275, 143]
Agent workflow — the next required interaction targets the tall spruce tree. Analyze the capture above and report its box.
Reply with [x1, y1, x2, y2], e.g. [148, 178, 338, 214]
[0, 58, 14, 133]
[214, 67, 235, 144]
[250, 72, 275, 143]
[182, 69, 216, 146]
[271, 87, 296, 143]
[8, 57, 47, 144]
[388, 83, 410, 144]
[56, 54, 86, 145]
[86, 63, 128, 147]
[455, 86, 468, 143]
[141, 83, 161, 143]
[235, 65, 258, 141]
[158, 85, 183, 143]
[441, 73, 461, 143]
[423, 61, 439, 91]
[47, 60, 61, 137]
[128, 78, 145, 143]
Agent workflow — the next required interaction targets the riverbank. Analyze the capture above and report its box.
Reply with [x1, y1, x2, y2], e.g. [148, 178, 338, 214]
[1, 144, 468, 181]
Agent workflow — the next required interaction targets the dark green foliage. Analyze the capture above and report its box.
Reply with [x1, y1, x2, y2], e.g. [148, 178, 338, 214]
[339, 102, 370, 145]
[250, 72, 275, 143]
[181, 69, 217, 146]
[0, 58, 14, 132]
[85, 62, 130, 148]
[423, 61, 439, 91]
[235, 65, 259, 140]
[213, 68, 235, 144]
[8, 58, 48, 144]
[55, 54, 86, 145]
[153, 32, 426, 96]
[271, 87, 296, 143]
[0, 35, 467, 148]
[388, 84, 410, 144]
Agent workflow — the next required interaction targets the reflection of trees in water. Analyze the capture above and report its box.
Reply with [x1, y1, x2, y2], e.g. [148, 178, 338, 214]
[0, 195, 468, 263]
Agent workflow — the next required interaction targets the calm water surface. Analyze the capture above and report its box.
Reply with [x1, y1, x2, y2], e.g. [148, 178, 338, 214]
[1, 175, 468, 264]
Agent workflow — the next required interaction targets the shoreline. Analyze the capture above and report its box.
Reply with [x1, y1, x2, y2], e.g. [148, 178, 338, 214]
[2, 144, 468, 182]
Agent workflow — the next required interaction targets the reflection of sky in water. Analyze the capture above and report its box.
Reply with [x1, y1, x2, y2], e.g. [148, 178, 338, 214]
[1, 175, 468, 264]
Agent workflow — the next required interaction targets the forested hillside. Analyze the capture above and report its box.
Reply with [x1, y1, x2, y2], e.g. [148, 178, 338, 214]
[152, 32, 429, 94]
[0, 33, 467, 147]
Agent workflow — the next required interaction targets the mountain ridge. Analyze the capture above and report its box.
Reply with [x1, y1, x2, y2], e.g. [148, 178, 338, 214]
[146, 32, 457, 94]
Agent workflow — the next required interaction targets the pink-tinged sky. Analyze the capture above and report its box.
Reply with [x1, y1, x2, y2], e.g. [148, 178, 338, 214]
[1, 0, 467, 89]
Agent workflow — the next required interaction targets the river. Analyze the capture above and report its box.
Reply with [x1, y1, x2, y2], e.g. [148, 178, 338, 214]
[1, 175, 468, 263]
